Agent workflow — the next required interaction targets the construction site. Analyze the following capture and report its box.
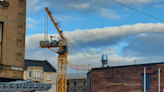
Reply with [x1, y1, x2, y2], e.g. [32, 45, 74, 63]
[0, 0, 164, 92]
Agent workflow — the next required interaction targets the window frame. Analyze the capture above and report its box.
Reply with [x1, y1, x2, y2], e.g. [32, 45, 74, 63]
[28, 71, 32, 78]
[141, 74, 150, 90]
[34, 71, 40, 77]
[46, 73, 51, 80]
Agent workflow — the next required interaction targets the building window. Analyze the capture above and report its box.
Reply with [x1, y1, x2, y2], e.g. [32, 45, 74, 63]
[46, 73, 51, 80]
[67, 82, 69, 88]
[28, 71, 32, 78]
[34, 72, 40, 81]
[141, 74, 150, 90]
[74, 82, 76, 87]
[84, 82, 85, 86]
[34, 72, 40, 77]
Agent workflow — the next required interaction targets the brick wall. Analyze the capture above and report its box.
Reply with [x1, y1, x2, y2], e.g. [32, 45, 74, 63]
[87, 63, 164, 92]
[0, 0, 26, 79]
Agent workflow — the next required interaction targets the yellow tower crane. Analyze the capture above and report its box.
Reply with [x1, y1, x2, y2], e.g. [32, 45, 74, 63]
[39, 7, 100, 92]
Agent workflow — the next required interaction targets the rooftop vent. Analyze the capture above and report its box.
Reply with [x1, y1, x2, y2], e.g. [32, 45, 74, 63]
[101, 54, 108, 68]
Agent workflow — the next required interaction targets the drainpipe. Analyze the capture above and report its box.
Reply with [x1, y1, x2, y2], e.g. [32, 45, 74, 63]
[158, 67, 160, 92]
[144, 67, 146, 92]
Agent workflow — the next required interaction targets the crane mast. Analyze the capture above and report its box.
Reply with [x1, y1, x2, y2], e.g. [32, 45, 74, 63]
[39, 7, 100, 92]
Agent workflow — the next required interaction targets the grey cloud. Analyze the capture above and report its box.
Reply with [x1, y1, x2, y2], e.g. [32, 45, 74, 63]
[27, 0, 164, 19]
[121, 33, 164, 57]
[27, 0, 121, 19]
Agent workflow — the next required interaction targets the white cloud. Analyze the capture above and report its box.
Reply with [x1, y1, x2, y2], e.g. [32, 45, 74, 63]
[139, 33, 147, 37]
[25, 23, 164, 50]
[68, 3, 89, 9]
[53, 15, 85, 22]
[41, 0, 123, 20]
[26, 24, 34, 29]
[154, 4, 164, 8]
[64, 23, 164, 43]
[99, 8, 120, 19]
[25, 34, 59, 49]
[27, 18, 40, 23]
[27, 0, 41, 13]
[117, 0, 156, 5]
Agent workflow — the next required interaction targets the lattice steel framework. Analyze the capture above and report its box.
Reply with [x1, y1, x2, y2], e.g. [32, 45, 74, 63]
[57, 54, 67, 92]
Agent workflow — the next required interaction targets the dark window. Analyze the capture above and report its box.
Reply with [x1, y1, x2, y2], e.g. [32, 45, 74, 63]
[28, 71, 32, 78]
[74, 89, 76, 92]
[67, 82, 69, 88]
[74, 82, 76, 87]
[84, 82, 85, 86]
[141, 74, 150, 90]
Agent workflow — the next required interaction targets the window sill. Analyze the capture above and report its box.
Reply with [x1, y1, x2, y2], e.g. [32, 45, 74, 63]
[46, 79, 51, 81]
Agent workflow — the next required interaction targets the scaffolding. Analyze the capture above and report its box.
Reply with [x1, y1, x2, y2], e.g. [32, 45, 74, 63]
[0, 80, 51, 92]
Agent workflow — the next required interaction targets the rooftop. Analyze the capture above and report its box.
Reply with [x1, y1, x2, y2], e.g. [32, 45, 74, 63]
[67, 73, 87, 79]
[25, 59, 56, 72]
[89, 61, 164, 73]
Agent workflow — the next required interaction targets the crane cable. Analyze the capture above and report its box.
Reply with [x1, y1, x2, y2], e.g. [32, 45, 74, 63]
[59, 24, 101, 62]
[111, 0, 164, 22]
[63, 34, 101, 62]
[44, 10, 46, 41]
[51, 15, 101, 62]
[47, 12, 49, 40]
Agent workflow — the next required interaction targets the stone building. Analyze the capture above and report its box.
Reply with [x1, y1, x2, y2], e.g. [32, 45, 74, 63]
[87, 62, 164, 92]
[0, 0, 26, 81]
[24, 59, 57, 92]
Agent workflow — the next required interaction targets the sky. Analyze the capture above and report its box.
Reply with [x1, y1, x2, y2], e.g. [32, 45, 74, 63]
[25, 0, 164, 73]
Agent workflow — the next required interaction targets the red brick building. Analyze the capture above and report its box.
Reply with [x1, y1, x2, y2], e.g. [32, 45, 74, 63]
[87, 62, 164, 92]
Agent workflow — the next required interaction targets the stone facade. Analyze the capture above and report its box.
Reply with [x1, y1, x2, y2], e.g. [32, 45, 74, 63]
[24, 60, 57, 92]
[87, 62, 164, 92]
[24, 66, 57, 92]
[0, 0, 26, 79]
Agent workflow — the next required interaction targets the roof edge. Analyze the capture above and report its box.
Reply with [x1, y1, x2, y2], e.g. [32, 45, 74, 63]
[25, 59, 45, 62]
[91, 61, 164, 71]
[25, 59, 57, 72]
[44, 60, 57, 72]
